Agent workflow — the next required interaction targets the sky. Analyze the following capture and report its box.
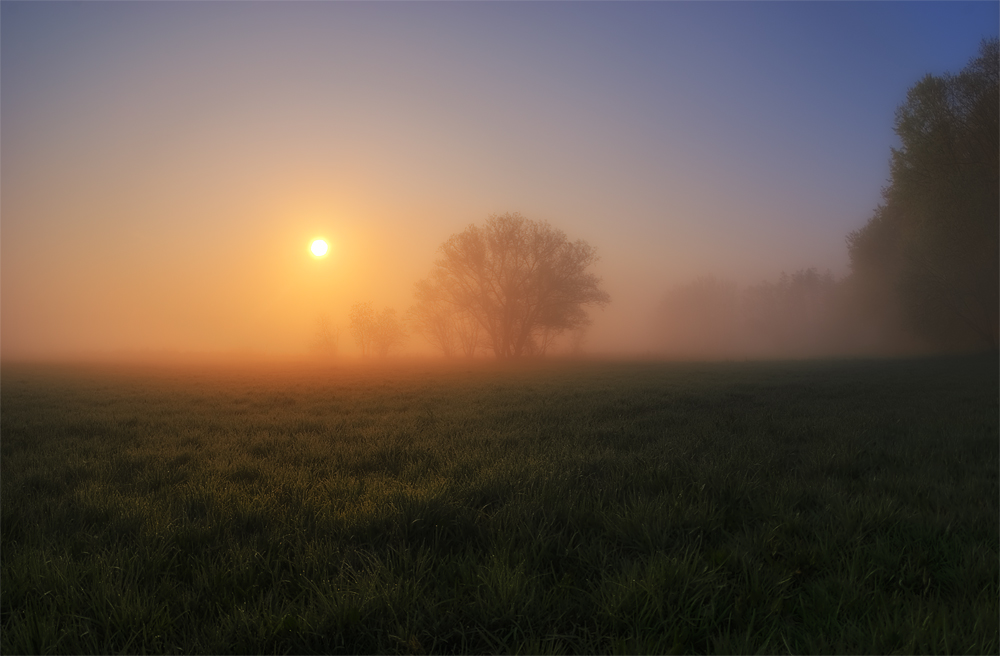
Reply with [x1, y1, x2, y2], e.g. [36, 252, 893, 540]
[2, 1, 997, 359]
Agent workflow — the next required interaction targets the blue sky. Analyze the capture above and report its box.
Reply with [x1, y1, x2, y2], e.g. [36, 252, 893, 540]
[2, 1, 997, 356]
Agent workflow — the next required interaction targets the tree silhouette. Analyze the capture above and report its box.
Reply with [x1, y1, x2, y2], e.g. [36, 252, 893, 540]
[349, 303, 376, 357]
[372, 307, 406, 357]
[410, 275, 482, 357]
[417, 213, 609, 359]
[349, 302, 406, 357]
[848, 38, 998, 350]
[310, 313, 340, 357]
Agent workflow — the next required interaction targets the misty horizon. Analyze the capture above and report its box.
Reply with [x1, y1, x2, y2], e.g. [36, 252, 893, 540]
[2, 2, 997, 361]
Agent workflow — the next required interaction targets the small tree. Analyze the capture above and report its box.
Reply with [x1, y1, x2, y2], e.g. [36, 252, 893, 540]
[310, 313, 340, 358]
[350, 302, 406, 357]
[349, 302, 376, 357]
[372, 307, 406, 357]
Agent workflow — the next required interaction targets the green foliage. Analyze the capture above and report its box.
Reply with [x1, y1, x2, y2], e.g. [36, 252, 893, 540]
[2, 357, 997, 654]
[848, 38, 999, 350]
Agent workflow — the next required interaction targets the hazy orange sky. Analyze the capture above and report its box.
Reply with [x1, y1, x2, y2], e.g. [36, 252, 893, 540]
[3, 2, 996, 358]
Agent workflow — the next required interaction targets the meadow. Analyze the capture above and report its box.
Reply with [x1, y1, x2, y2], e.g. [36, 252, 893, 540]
[1, 356, 997, 654]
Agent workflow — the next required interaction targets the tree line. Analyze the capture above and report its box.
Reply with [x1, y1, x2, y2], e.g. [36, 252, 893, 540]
[656, 38, 998, 357]
[317, 38, 996, 360]
[653, 269, 854, 358]
[848, 37, 998, 351]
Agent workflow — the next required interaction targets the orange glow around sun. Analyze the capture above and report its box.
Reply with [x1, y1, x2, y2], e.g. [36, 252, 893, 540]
[310, 239, 328, 257]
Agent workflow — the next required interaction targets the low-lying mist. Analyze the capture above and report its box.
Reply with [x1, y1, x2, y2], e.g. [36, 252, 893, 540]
[647, 268, 924, 361]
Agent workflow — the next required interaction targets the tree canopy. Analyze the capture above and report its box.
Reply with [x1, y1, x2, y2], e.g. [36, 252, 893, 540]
[848, 38, 999, 350]
[414, 213, 609, 359]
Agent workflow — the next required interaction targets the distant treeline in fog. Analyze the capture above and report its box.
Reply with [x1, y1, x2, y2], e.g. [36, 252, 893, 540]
[319, 39, 996, 361]
[655, 38, 998, 359]
[652, 269, 863, 359]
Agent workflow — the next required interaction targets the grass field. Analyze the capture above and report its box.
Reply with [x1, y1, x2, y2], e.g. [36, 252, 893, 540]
[1, 356, 997, 654]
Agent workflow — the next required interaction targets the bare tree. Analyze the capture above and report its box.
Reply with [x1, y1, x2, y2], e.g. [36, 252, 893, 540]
[349, 302, 376, 357]
[454, 312, 482, 358]
[310, 313, 340, 358]
[418, 213, 609, 359]
[409, 277, 458, 357]
[410, 274, 483, 357]
[350, 302, 406, 357]
[372, 307, 406, 357]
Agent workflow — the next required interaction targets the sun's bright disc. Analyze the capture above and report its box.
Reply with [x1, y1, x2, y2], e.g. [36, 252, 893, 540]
[310, 239, 328, 257]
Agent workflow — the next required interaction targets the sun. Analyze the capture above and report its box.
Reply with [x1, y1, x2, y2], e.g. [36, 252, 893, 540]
[310, 239, 329, 257]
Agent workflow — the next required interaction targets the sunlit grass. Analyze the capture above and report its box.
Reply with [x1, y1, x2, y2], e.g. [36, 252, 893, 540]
[2, 356, 997, 654]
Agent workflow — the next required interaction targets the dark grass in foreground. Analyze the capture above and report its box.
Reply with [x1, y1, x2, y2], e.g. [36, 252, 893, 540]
[1, 356, 997, 654]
